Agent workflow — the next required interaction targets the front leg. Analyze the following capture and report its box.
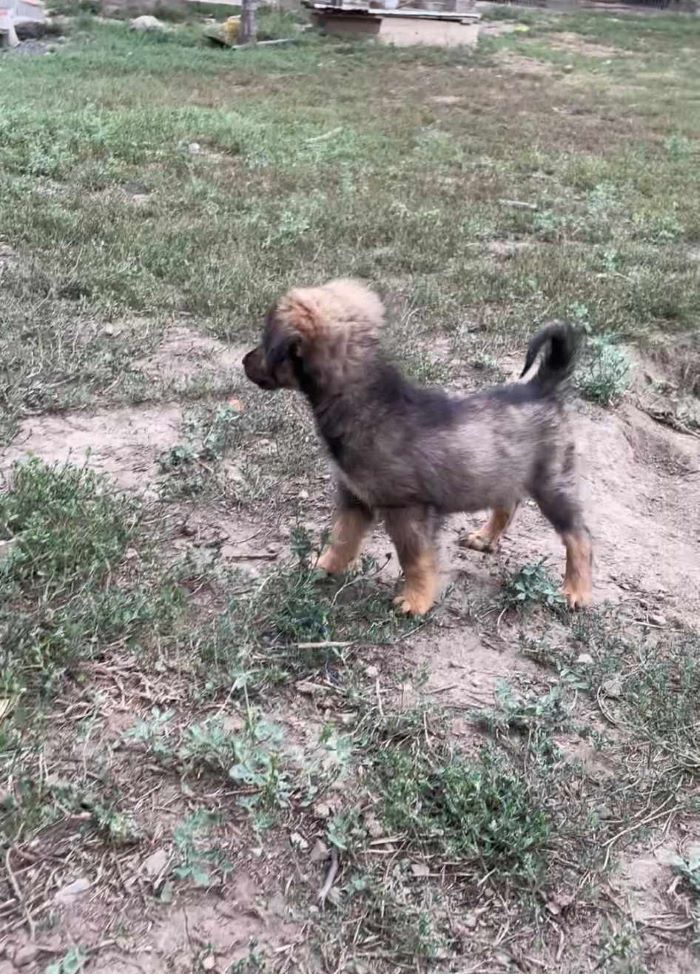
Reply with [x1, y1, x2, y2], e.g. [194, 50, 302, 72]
[317, 486, 373, 575]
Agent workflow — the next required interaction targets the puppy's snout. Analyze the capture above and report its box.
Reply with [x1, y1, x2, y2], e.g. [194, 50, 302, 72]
[243, 346, 277, 390]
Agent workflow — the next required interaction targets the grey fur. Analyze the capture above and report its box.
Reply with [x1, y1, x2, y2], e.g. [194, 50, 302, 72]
[243, 280, 592, 612]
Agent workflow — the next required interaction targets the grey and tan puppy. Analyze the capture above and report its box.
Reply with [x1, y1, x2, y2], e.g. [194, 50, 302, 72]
[243, 279, 592, 615]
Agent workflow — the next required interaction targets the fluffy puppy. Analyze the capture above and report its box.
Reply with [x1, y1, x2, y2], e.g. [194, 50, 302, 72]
[243, 279, 592, 615]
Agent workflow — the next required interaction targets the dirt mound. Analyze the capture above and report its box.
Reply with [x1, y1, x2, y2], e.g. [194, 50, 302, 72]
[1, 403, 183, 491]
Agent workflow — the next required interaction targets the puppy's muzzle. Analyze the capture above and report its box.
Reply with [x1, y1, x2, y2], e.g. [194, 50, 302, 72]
[243, 347, 278, 391]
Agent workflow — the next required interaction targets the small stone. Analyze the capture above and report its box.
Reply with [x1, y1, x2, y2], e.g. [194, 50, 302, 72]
[365, 665, 380, 679]
[545, 892, 574, 916]
[54, 876, 90, 906]
[295, 680, 327, 697]
[309, 838, 329, 863]
[410, 862, 430, 878]
[364, 813, 384, 839]
[298, 489, 309, 501]
[649, 613, 667, 627]
[129, 15, 166, 31]
[142, 848, 169, 879]
[201, 956, 216, 972]
[0, 538, 17, 564]
[289, 831, 309, 852]
[576, 653, 594, 666]
[313, 802, 332, 820]
[13, 945, 39, 967]
[602, 677, 623, 700]
[187, 141, 202, 155]
[227, 397, 245, 413]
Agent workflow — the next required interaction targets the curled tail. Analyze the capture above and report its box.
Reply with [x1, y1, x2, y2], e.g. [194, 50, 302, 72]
[520, 321, 579, 394]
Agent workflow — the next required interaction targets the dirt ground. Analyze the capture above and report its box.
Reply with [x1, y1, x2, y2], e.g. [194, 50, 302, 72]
[2, 319, 699, 972]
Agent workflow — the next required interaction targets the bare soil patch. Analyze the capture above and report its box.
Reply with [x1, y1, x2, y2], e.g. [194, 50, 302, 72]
[548, 31, 630, 59]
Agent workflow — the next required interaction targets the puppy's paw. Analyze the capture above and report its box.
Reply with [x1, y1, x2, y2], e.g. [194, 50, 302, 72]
[563, 583, 591, 610]
[316, 548, 350, 575]
[393, 591, 434, 616]
[459, 530, 497, 554]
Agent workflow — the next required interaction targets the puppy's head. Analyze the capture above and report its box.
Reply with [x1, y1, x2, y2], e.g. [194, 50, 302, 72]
[243, 279, 384, 398]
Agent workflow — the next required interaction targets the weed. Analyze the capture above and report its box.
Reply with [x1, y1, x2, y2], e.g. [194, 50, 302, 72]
[577, 335, 632, 406]
[171, 809, 232, 888]
[0, 459, 137, 592]
[344, 873, 452, 966]
[501, 559, 565, 613]
[474, 684, 569, 761]
[374, 744, 550, 886]
[46, 947, 89, 974]
[157, 402, 243, 499]
[227, 944, 267, 973]
[126, 710, 296, 823]
[0, 461, 181, 697]
[671, 853, 700, 897]
[195, 528, 405, 687]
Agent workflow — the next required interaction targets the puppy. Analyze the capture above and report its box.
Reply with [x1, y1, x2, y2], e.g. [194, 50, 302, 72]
[243, 279, 592, 615]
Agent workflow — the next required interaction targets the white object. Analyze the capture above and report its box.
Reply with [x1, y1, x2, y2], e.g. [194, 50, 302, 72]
[129, 14, 167, 31]
[0, 0, 47, 47]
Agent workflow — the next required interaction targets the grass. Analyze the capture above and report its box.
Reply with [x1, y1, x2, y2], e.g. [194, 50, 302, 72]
[1, 12, 699, 440]
[577, 334, 633, 405]
[1, 7, 699, 972]
[374, 743, 550, 885]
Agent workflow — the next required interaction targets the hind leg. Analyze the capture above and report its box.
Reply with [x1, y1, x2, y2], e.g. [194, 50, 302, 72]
[460, 504, 519, 553]
[384, 507, 439, 616]
[533, 488, 592, 609]
[317, 487, 373, 575]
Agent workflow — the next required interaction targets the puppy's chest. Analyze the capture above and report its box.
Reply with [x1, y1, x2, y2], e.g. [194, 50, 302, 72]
[331, 463, 376, 508]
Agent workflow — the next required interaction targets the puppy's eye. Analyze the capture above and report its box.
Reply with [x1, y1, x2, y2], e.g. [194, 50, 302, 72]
[267, 334, 296, 369]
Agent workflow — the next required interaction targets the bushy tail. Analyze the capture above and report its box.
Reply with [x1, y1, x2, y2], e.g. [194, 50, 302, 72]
[520, 321, 579, 394]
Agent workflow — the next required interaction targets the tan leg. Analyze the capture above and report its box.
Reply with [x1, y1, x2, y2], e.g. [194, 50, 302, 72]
[393, 549, 438, 616]
[385, 507, 439, 616]
[562, 530, 593, 609]
[317, 507, 371, 575]
[460, 504, 518, 553]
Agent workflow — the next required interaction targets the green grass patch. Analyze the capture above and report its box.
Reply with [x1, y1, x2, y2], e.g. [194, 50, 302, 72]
[375, 744, 550, 886]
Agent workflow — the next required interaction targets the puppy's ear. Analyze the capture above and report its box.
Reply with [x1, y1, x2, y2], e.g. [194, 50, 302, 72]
[278, 289, 325, 342]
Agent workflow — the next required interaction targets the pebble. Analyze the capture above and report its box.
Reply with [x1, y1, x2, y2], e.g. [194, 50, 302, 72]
[13, 945, 38, 968]
[602, 678, 623, 699]
[129, 15, 166, 32]
[309, 838, 329, 863]
[142, 848, 169, 879]
[54, 876, 90, 906]
[289, 831, 309, 851]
